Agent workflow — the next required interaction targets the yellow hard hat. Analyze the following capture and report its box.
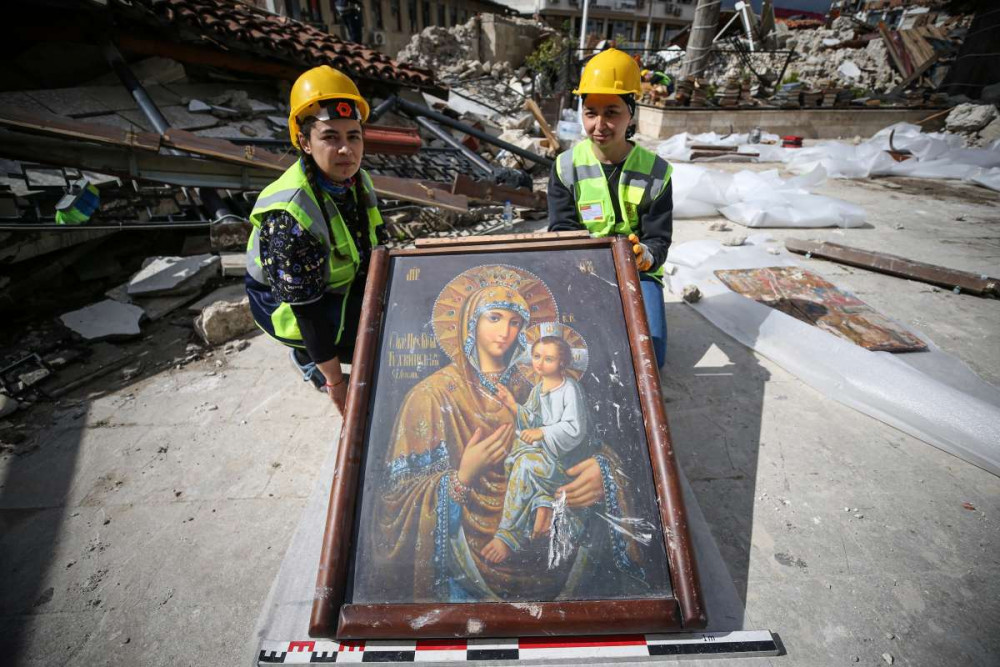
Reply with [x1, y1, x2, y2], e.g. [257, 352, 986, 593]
[288, 65, 370, 149]
[574, 49, 642, 97]
[641, 69, 650, 77]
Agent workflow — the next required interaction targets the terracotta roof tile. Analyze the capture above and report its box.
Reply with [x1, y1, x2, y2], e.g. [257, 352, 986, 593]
[129, 0, 436, 89]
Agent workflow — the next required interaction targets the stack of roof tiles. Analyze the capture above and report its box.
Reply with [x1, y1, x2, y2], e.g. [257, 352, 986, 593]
[129, 0, 436, 89]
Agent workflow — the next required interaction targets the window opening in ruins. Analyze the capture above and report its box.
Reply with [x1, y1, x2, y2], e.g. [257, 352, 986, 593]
[391, 0, 401, 31]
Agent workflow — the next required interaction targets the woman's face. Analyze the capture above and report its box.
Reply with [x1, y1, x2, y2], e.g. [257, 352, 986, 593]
[582, 94, 629, 147]
[475, 309, 523, 361]
[299, 117, 364, 182]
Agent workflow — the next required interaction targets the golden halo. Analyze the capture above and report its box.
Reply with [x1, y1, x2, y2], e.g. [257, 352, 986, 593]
[431, 264, 558, 363]
[516, 322, 589, 383]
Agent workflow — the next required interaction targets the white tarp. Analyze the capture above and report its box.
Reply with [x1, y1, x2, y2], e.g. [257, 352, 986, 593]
[667, 236, 1000, 477]
[657, 122, 1000, 192]
[671, 162, 867, 228]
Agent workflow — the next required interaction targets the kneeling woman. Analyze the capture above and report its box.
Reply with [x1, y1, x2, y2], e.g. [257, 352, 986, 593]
[548, 49, 673, 367]
[245, 66, 384, 413]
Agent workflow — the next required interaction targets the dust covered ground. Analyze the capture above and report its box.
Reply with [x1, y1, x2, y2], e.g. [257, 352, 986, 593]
[1, 157, 999, 666]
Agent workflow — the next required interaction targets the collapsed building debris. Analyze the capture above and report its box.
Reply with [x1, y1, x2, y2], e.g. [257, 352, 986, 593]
[651, 9, 971, 110]
[0, 1, 564, 413]
[194, 297, 255, 347]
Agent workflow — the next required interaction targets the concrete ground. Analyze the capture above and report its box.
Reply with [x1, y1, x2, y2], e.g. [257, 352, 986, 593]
[1, 158, 999, 666]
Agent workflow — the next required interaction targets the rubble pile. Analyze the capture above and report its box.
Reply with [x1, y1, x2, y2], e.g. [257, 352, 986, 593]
[781, 18, 901, 93]
[396, 22, 477, 71]
[397, 14, 555, 114]
[945, 103, 1000, 146]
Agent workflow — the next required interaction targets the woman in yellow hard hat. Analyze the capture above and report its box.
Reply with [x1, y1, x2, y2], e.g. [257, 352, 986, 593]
[244, 65, 384, 414]
[548, 49, 673, 367]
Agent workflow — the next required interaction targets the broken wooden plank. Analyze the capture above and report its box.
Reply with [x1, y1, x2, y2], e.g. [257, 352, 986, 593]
[370, 174, 468, 212]
[414, 230, 590, 248]
[524, 98, 560, 158]
[163, 128, 293, 170]
[878, 21, 909, 76]
[890, 49, 942, 95]
[451, 172, 547, 209]
[785, 238, 1000, 297]
[0, 105, 161, 151]
[715, 266, 927, 352]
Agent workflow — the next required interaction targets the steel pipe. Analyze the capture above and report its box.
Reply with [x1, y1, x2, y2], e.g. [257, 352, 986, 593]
[412, 116, 493, 176]
[395, 97, 553, 168]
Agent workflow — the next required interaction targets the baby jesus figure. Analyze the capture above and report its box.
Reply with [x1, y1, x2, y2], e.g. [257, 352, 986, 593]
[481, 335, 590, 564]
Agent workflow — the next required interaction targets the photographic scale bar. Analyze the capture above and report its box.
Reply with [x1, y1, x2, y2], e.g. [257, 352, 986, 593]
[258, 630, 779, 664]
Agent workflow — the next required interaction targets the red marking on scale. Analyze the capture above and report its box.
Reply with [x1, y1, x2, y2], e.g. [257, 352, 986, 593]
[519, 634, 646, 649]
[416, 639, 467, 651]
[339, 640, 365, 652]
[288, 641, 315, 653]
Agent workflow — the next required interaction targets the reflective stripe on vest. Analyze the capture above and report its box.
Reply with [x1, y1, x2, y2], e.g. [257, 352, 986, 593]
[555, 139, 672, 278]
[245, 162, 381, 342]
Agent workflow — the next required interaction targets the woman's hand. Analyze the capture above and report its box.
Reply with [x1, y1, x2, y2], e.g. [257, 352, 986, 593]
[556, 457, 606, 508]
[457, 424, 512, 487]
[628, 233, 654, 272]
[317, 357, 347, 416]
[326, 378, 347, 415]
[519, 428, 545, 443]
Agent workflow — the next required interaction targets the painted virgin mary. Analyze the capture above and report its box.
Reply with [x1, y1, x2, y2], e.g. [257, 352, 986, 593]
[366, 265, 655, 603]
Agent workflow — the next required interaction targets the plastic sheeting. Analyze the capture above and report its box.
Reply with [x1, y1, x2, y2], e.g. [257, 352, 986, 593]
[657, 122, 1000, 192]
[667, 236, 1000, 478]
[782, 123, 1000, 191]
[657, 130, 781, 163]
[671, 162, 867, 228]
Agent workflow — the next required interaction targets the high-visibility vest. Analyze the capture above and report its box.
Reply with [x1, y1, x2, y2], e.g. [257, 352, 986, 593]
[555, 139, 672, 280]
[246, 160, 382, 344]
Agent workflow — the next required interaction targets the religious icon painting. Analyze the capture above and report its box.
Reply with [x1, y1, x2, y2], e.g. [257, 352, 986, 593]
[310, 233, 704, 639]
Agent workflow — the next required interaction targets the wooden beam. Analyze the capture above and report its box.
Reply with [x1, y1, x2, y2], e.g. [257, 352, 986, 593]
[524, 98, 560, 157]
[164, 128, 293, 170]
[451, 172, 547, 209]
[785, 238, 999, 297]
[878, 21, 908, 76]
[0, 105, 161, 152]
[369, 174, 469, 212]
[414, 230, 589, 248]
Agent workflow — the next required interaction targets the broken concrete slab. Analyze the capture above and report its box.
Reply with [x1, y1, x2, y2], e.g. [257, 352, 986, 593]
[134, 294, 202, 322]
[219, 252, 246, 277]
[194, 297, 255, 346]
[248, 98, 278, 114]
[127, 254, 220, 298]
[60, 299, 144, 340]
[945, 103, 998, 134]
[104, 281, 194, 321]
[26, 88, 111, 117]
[0, 393, 19, 418]
[188, 99, 212, 113]
[187, 284, 247, 313]
[119, 106, 219, 132]
[194, 119, 270, 140]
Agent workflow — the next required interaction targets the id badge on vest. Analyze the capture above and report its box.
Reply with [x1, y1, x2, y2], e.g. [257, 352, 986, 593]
[579, 201, 604, 223]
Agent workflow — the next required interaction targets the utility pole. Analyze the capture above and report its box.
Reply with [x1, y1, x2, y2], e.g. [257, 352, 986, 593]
[576, 0, 591, 125]
[643, 0, 655, 54]
[682, 0, 721, 79]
